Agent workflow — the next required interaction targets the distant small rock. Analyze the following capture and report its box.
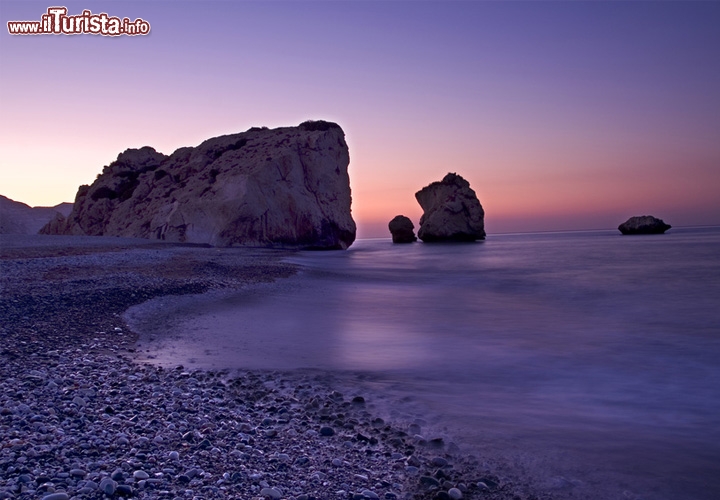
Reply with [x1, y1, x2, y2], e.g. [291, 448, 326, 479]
[388, 215, 417, 243]
[415, 173, 485, 242]
[618, 215, 671, 235]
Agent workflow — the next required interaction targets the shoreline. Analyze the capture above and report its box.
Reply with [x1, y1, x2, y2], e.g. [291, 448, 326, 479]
[0, 235, 547, 500]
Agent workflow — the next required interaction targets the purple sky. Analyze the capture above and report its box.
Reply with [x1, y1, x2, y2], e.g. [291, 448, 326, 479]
[2, 1, 719, 236]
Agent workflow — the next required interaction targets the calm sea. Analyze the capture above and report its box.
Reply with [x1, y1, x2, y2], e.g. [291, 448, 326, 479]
[128, 227, 720, 500]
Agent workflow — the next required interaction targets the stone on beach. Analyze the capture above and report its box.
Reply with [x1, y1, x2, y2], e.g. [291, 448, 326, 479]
[40, 121, 356, 249]
[415, 173, 485, 242]
[260, 487, 283, 499]
[132, 470, 149, 480]
[68, 469, 86, 478]
[448, 487, 463, 499]
[41, 494, 69, 500]
[431, 456, 449, 467]
[99, 478, 116, 495]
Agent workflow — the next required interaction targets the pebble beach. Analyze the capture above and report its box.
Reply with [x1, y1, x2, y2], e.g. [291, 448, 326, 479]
[0, 235, 549, 500]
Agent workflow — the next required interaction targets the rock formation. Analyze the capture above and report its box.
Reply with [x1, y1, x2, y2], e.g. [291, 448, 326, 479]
[0, 195, 71, 235]
[388, 215, 417, 243]
[618, 215, 671, 235]
[415, 173, 485, 242]
[41, 121, 356, 249]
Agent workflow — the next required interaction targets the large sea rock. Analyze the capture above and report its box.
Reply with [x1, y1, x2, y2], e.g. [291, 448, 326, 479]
[41, 121, 356, 249]
[415, 173, 485, 242]
[618, 215, 671, 235]
[388, 215, 417, 243]
[0, 195, 72, 235]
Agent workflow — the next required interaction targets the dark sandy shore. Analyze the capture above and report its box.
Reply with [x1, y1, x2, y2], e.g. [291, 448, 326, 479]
[0, 235, 550, 500]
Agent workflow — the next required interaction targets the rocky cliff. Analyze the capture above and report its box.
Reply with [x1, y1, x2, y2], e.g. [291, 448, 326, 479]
[41, 121, 356, 249]
[0, 196, 71, 235]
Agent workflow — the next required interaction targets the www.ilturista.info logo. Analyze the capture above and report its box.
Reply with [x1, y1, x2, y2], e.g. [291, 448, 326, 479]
[7, 7, 150, 36]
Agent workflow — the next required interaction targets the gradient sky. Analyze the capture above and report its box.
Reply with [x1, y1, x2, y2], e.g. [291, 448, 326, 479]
[2, 1, 719, 237]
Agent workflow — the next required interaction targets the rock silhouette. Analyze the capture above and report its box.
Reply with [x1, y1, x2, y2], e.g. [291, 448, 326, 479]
[41, 121, 356, 249]
[415, 173, 485, 242]
[618, 215, 671, 235]
[388, 215, 417, 243]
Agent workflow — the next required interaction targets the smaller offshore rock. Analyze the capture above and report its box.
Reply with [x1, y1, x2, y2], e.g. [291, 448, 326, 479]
[415, 173, 485, 242]
[388, 215, 417, 243]
[618, 215, 671, 235]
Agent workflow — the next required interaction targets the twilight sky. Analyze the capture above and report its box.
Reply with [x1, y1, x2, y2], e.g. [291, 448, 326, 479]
[2, 1, 719, 237]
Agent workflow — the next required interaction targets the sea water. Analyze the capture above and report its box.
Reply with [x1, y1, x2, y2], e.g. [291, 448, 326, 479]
[129, 227, 720, 500]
